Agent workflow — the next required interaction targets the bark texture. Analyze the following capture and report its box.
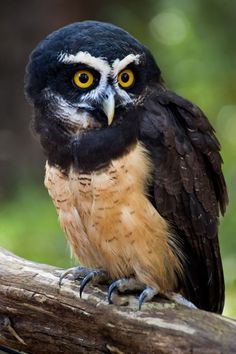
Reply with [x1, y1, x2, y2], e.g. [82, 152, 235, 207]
[0, 247, 235, 354]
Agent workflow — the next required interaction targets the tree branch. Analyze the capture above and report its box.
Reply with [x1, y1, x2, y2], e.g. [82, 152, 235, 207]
[0, 248, 235, 354]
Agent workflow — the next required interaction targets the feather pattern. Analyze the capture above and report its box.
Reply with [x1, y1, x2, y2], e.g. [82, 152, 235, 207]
[139, 86, 228, 313]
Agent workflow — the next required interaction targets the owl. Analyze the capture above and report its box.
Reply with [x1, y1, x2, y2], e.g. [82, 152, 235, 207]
[25, 21, 228, 312]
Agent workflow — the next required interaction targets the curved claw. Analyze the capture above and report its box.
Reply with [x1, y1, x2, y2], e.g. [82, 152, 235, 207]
[59, 267, 74, 287]
[108, 280, 121, 304]
[79, 270, 103, 298]
[138, 286, 158, 310]
[80, 273, 94, 298]
[138, 288, 150, 310]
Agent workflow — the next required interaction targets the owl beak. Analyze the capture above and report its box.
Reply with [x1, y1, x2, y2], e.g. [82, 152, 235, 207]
[102, 91, 115, 126]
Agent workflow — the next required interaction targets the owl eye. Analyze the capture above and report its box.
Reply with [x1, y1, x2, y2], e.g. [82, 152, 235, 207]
[118, 69, 135, 89]
[73, 70, 94, 89]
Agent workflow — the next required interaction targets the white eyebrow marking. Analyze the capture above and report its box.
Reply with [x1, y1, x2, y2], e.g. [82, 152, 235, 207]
[112, 54, 140, 77]
[58, 51, 111, 77]
[112, 54, 140, 104]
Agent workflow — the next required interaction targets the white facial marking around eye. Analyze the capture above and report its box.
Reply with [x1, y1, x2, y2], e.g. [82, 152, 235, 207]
[112, 54, 140, 77]
[79, 81, 107, 104]
[44, 89, 94, 128]
[112, 54, 141, 104]
[58, 51, 111, 103]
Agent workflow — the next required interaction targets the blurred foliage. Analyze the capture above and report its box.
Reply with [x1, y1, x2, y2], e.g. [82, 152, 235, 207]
[0, 184, 71, 268]
[0, 0, 235, 318]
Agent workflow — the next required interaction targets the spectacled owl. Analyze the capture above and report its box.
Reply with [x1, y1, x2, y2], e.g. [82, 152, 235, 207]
[25, 21, 228, 313]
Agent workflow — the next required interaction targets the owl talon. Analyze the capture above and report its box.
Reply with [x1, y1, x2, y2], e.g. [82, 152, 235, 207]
[59, 266, 89, 286]
[108, 277, 144, 304]
[59, 267, 75, 286]
[138, 287, 157, 310]
[79, 270, 107, 298]
[108, 280, 121, 304]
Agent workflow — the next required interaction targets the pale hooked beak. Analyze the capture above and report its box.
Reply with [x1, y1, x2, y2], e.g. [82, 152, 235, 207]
[102, 90, 115, 126]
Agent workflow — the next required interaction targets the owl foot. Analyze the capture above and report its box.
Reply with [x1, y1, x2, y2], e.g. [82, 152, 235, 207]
[107, 278, 197, 310]
[108, 278, 158, 309]
[59, 266, 108, 295]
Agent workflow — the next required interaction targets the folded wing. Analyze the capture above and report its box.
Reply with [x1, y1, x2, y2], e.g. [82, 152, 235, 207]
[139, 87, 228, 313]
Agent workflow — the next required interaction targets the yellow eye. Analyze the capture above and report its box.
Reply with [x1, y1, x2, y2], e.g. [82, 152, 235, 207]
[73, 70, 94, 89]
[118, 69, 135, 89]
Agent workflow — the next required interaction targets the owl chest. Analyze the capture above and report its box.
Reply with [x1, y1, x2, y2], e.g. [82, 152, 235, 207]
[69, 166, 128, 235]
[46, 145, 147, 257]
[65, 157, 147, 263]
[45, 146, 148, 272]
[44, 144, 180, 287]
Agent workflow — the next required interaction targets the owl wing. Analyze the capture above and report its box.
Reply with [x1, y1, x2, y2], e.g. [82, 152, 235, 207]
[139, 87, 228, 313]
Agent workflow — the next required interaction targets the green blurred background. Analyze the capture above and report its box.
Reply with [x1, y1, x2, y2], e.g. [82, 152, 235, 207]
[0, 0, 235, 318]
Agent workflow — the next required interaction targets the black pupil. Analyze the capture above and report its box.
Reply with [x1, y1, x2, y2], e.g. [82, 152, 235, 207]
[79, 73, 89, 83]
[121, 72, 130, 83]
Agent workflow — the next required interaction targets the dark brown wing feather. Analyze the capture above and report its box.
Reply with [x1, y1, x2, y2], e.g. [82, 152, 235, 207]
[139, 86, 228, 313]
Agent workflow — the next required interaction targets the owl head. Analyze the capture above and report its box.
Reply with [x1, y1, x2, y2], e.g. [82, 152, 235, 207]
[25, 21, 162, 171]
